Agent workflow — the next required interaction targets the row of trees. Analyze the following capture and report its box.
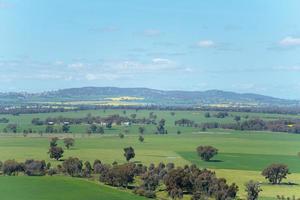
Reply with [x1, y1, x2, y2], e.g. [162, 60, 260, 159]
[32, 114, 156, 126]
[0, 157, 266, 200]
[174, 117, 300, 134]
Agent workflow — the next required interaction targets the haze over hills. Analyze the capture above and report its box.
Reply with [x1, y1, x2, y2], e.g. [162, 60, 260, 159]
[0, 87, 299, 107]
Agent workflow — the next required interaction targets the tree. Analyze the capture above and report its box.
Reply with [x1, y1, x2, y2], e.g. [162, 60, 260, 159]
[196, 146, 218, 161]
[63, 138, 75, 149]
[6, 124, 17, 133]
[24, 159, 46, 176]
[45, 125, 54, 133]
[48, 146, 64, 160]
[124, 146, 135, 162]
[138, 127, 145, 134]
[99, 163, 135, 188]
[204, 112, 211, 118]
[157, 119, 166, 134]
[139, 135, 144, 142]
[49, 137, 59, 147]
[119, 133, 125, 139]
[87, 124, 104, 134]
[234, 116, 241, 122]
[2, 160, 22, 176]
[262, 164, 289, 184]
[83, 161, 92, 177]
[245, 180, 262, 200]
[130, 114, 137, 119]
[62, 124, 70, 133]
[170, 112, 176, 116]
[62, 157, 83, 177]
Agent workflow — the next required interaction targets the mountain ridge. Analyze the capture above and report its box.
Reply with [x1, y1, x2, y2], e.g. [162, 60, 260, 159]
[0, 87, 298, 107]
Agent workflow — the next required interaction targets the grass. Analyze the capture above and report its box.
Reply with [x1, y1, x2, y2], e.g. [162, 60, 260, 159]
[1, 109, 300, 199]
[179, 152, 300, 172]
[1, 108, 300, 134]
[0, 176, 147, 200]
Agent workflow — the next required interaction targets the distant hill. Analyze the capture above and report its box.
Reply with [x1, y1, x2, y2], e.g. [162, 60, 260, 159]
[0, 87, 299, 107]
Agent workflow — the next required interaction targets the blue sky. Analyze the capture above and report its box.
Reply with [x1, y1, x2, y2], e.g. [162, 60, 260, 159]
[1, 0, 300, 99]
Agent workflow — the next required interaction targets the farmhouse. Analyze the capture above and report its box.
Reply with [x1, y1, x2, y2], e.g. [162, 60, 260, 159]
[122, 122, 131, 126]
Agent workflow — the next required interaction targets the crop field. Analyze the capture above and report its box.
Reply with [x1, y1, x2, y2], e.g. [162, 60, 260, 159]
[0, 109, 300, 199]
[0, 176, 147, 200]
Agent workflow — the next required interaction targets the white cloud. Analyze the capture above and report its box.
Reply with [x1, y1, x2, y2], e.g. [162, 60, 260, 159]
[152, 58, 172, 65]
[85, 73, 97, 81]
[279, 36, 300, 47]
[274, 65, 300, 71]
[196, 40, 215, 48]
[68, 62, 85, 69]
[143, 29, 161, 37]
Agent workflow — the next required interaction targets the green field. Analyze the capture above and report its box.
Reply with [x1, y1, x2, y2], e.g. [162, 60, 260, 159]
[0, 109, 300, 199]
[0, 176, 147, 200]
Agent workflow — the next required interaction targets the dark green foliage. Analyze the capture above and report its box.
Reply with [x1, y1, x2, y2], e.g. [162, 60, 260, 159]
[2, 160, 22, 176]
[24, 159, 46, 176]
[138, 135, 144, 142]
[87, 124, 104, 134]
[62, 124, 70, 133]
[124, 147, 135, 161]
[157, 119, 166, 134]
[48, 146, 64, 160]
[262, 163, 289, 184]
[83, 161, 92, 177]
[204, 112, 210, 118]
[164, 166, 238, 200]
[49, 137, 59, 147]
[99, 163, 135, 188]
[63, 137, 75, 149]
[138, 126, 145, 134]
[196, 146, 218, 161]
[62, 157, 83, 177]
[245, 180, 262, 200]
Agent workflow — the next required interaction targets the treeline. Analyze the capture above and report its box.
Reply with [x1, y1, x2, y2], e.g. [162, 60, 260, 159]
[32, 114, 156, 126]
[0, 158, 238, 200]
[2, 104, 300, 115]
[175, 118, 300, 134]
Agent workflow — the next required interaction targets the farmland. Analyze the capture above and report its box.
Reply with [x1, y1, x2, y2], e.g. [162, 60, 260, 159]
[0, 109, 300, 199]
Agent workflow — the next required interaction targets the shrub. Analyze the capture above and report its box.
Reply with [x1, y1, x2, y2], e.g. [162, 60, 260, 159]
[262, 163, 289, 184]
[62, 157, 83, 177]
[24, 159, 46, 176]
[245, 180, 262, 200]
[196, 145, 218, 161]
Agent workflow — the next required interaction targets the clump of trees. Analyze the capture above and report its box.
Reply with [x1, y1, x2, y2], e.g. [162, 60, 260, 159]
[48, 137, 64, 160]
[124, 147, 135, 162]
[62, 157, 83, 177]
[245, 180, 262, 200]
[48, 146, 64, 160]
[0, 156, 242, 200]
[138, 135, 144, 142]
[63, 138, 75, 149]
[196, 145, 218, 161]
[24, 159, 47, 176]
[87, 124, 104, 134]
[164, 165, 238, 200]
[262, 163, 289, 184]
[156, 119, 167, 134]
[99, 163, 136, 188]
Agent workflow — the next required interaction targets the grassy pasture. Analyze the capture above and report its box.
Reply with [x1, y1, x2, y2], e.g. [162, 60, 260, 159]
[0, 176, 147, 200]
[0, 109, 300, 199]
[0, 109, 300, 134]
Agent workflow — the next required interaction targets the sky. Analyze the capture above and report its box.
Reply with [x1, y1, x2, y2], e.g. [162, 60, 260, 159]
[0, 0, 300, 99]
